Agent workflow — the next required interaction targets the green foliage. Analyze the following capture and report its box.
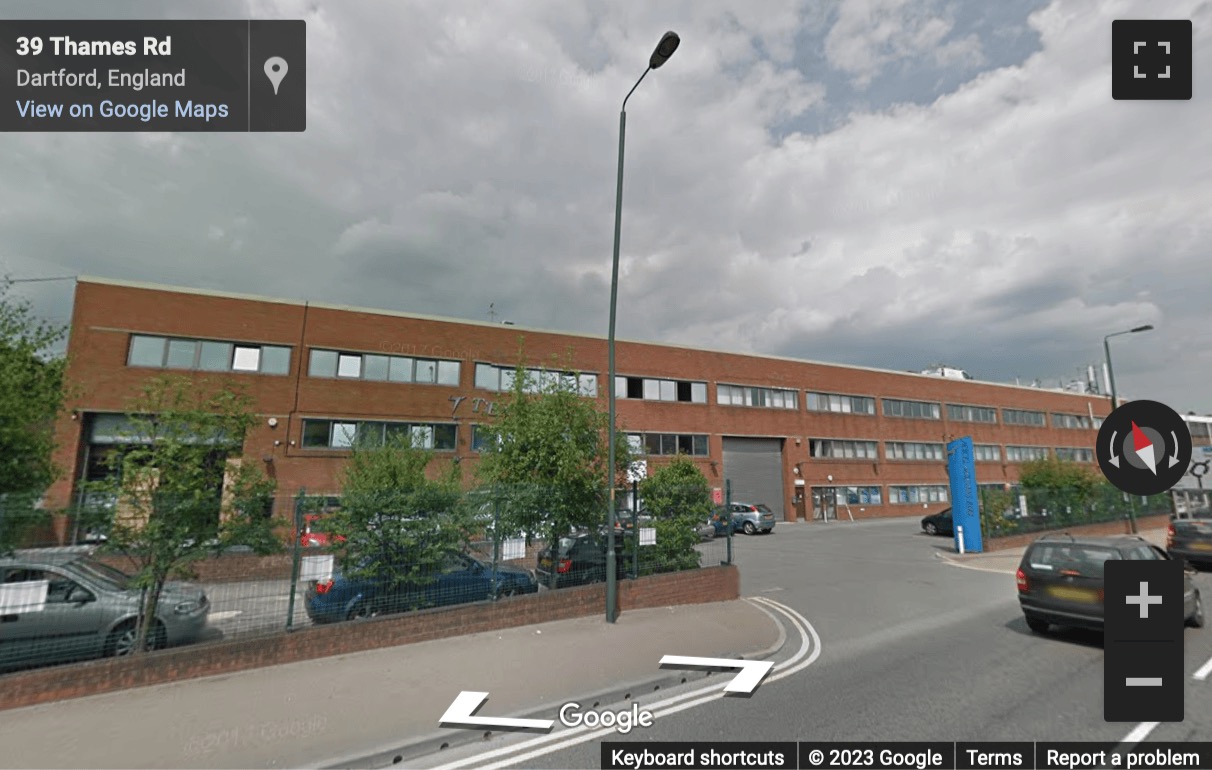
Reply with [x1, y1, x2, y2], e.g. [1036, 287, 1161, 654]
[636, 456, 709, 574]
[475, 356, 632, 586]
[325, 432, 470, 604]
[81, 375, 279, 652]
[978, 486, 1017, 536]
[0, 278, 68, 496]
[1018, 455, 1101, 498]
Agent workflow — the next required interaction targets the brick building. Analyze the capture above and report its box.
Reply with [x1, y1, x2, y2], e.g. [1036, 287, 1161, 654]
[46, 276, 1125, 540]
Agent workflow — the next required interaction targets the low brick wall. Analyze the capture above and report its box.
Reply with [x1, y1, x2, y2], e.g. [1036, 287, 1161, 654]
[982, 513, 1170, 551]
[0, 564, 738, 711]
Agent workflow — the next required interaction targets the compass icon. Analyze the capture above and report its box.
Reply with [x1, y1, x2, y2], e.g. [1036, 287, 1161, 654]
[1097, 400, 1192, 496]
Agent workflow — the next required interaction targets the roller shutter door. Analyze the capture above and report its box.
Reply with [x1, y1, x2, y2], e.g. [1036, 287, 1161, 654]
[721, 437, 785, 519]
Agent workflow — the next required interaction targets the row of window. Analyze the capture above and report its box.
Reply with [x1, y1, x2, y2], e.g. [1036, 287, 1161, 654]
[124, 337, 1103, 429]
[823, 486, 951, 505]
[809, 438, 1094, 463]
[627, 433, 711, 457]
[128, 335, 292, 375]
[301, 419, 458, 450]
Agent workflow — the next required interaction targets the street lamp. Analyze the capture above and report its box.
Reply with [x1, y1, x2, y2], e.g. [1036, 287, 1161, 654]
[1103, 324, 1153, 534]
[606, 30, 680, 624]
[1103, 324, 1153, 410]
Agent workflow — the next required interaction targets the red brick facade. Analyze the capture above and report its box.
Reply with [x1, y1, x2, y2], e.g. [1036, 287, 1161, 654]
[45, 277, 1114, 539]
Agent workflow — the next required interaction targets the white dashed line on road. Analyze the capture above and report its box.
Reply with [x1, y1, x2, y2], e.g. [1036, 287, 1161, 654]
[208, 611, 243, 621]
[1194, 653, 1212, 681]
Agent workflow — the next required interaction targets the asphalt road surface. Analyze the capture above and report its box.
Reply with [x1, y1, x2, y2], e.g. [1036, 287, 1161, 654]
[410, 518, 1212, 769]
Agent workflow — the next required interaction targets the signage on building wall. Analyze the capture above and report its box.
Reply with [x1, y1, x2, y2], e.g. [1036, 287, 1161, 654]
[449, 396, 499, 418]
[712, 488, 723, 504]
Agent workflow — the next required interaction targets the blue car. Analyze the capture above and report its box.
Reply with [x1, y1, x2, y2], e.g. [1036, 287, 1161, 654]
[305, 551, 537, 623]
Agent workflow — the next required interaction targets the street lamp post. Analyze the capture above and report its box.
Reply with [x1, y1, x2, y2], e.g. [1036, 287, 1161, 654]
[1103, 324, 1153, 534]
[606, 31, 680, 624]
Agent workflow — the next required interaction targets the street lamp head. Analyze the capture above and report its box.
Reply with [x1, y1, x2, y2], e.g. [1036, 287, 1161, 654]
[1131, 324, 1154, 333]
[649, 31, 680, 69]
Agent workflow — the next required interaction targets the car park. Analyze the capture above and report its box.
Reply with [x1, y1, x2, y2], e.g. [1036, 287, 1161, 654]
[536, 531, 628, 588]
[1015, 533, 1204, 634]
[305, 550, 537, 623]
[921, 508, 953, 536]
[0, 550, 210, 671]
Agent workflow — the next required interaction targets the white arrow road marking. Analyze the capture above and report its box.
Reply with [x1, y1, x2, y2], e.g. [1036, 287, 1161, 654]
[1194, 653, 1212, 681]
[424, 597, 819, 770]
[439, 692, 555, 732]
[658, 655, 774, 694]
[1109, 431, 1120, 467]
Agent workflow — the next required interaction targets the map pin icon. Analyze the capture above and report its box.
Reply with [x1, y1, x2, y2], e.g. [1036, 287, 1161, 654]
[264, 57, 288, 95]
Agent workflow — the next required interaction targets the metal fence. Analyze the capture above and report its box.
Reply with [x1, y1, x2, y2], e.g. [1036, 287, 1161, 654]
[979, 485, 1172, 537]
[0, 482, 734, 676]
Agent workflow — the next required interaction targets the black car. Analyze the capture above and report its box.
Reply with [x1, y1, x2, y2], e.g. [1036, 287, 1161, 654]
[536, 531, 626, 588]
[1016, 534, 1205, 634]
[1168, 513, 1212, 569]
[921, 508, 953, 536]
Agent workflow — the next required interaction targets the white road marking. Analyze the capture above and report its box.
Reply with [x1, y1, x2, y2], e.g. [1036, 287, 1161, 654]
[422, 597, 820, 770]
[1194, 653, 1212, 681]
[935, 552, 1017, 575]
[208, 610, 243, 621]
[1120, 721, 1159, 744]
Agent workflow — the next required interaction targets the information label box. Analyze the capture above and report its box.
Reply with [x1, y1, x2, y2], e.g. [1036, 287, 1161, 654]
[0, 19, 305, 131]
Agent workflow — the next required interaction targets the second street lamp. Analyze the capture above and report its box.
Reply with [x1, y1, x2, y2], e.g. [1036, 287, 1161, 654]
[605, 31, 680, 624]
[1103, 323, 1153, 534]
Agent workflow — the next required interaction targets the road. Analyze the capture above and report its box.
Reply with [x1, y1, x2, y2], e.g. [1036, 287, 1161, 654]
[408, 518, 1212, 769]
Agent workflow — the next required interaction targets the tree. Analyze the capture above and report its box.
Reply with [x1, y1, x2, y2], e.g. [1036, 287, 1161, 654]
[475, 359, 632, 588]
[637, 455, 710, 574]
[0, 278, 69, 552]
[324, 431, 470, 614]
[81, 375, 279, 654]
[1018, 455, 1101, 523]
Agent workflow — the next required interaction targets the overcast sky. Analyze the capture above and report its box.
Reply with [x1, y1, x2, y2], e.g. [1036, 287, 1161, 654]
[3, 0, 1210, 412]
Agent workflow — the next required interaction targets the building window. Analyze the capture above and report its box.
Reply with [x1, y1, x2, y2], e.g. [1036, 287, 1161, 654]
[127, 334, 291, 375]
[471, 425, 500, 453]
[947, 404, 998, 423]
[300, 419, 458, 451]
[843, 486, 883, 505]
[717, 384, 797, 409]
[1003, 408, 1046, 427]
[973, 444, 1002, 462]
[886, 442, 945, 461]
[615, 376, 707, 403]
[882, 399, 941, 420]
[476, 363, 598, 397]
[888, 485, 949, 504]
[805, 392, 876, 415]
[808, 439, 879, 459]
[1005, 445, 1049, 462]
[309, 349, 462, 386]
[1055, 447, 1095, 462]
[1052, 413, 1093, 429]
[626, 432, 709, 456]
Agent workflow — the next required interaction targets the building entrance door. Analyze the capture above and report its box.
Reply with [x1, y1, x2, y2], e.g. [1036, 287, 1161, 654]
[812, 487, 837, 521]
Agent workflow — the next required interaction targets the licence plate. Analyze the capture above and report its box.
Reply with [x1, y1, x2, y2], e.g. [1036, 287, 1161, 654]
[1191, 543, 1212, 551]
[1046, 586, 1099, 602]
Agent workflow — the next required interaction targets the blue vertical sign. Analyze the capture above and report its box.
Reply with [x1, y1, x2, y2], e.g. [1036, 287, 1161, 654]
[946, 437, 983, 553]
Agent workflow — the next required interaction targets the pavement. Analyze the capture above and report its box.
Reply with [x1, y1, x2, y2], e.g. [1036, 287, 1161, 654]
[935, 525, 1170, 574]
[0, 598, 783, 770]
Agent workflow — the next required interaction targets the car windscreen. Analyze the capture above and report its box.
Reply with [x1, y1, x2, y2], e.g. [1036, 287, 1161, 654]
[71, 557, 134, 589]
[1026, 544, 1120, 578]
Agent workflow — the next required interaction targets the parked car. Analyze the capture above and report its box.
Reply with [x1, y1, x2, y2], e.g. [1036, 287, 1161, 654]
[536, 531, 627, 588]
[300, 513, 346, 548]
[0, 551, 210, 671]
[1015, 534, 1204, 634]
[711, 502, 776, 535]
[304, 550, 536, 623]
[921, 508, 954, 536]
[1168, 513, 1212, 569]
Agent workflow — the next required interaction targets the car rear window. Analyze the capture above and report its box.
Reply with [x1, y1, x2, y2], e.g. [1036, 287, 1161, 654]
[755, 504, 773, 513]
[1026, 544, 1120, 578]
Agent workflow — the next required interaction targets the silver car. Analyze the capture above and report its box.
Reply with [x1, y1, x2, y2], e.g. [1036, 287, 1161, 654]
[0, 549, 210, 671]
[730, 502, 777, 535]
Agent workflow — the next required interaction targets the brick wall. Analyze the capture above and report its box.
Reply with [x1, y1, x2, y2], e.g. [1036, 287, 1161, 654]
[91, 552, 297, 583]
[982, 513, 1171, 551]
[0, 564, 738, 711]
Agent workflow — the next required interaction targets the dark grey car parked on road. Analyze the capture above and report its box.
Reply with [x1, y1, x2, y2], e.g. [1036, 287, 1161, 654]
[1016, 534, 1204, 634]
[0, 549, 211, 671]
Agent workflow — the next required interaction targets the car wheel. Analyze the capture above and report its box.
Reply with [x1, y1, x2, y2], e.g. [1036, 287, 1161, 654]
[346, 600, 377, 621]
[106, 620, 167, 657]
[743, 521, 757, 535]
[1025, 616, 1049, 634]
[1188, 591, 1205, 628]
[924, 523, 938, 535]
